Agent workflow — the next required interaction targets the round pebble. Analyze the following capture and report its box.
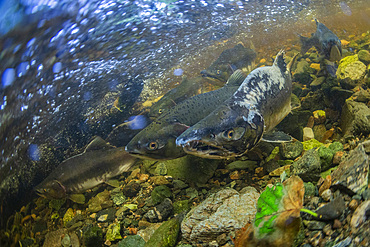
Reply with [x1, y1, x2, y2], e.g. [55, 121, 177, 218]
[349, 199, 359, 210]
[321, 189, 332, 202]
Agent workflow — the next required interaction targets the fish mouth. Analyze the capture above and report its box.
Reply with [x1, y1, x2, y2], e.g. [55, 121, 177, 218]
[125, 147, 168, 160]
[182, 140, 236, 159]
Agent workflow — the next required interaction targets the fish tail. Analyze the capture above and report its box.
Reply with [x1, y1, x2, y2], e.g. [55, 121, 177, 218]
[273, 49, 287, 74]
[299, 35, 313, 55]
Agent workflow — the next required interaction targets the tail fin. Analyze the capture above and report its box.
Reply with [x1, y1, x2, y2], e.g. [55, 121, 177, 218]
[273, 50, 287, 74]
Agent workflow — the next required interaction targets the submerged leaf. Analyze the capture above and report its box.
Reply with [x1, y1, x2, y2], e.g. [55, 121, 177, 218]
[235, 176, 305, 247]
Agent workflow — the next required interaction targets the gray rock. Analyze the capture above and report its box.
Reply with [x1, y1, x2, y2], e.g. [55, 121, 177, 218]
[358, 50, 370, 65]
[181, 187, 259, 245]
[137, 222, 161, 242]
[173, 180, 188, 190]
[96, 207, 116, 222]
[118, 235, 146, 247]
[333, 237, 352, 247]
[306, 220, 326, 230]
[151, 185, 172, 205]
[185, 187, 199, 201]
[144, 198, 173, 223]
[350, 200, 370, 228]
[337, 57, 366, 81]
[291, 148, 321, 182]
[340, 100, 370, 138]
[316, 197, 346, 221]
[145, 217, 181, 247]
[43, 229, 67, 247]
[279, 140, 303, 160]
[331, 144, 369, 194]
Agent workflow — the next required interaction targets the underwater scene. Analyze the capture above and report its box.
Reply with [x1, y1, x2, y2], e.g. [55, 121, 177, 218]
[1, 0, 370, 246]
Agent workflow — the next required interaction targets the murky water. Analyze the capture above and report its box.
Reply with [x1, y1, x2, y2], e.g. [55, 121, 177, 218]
[0, 0, 369, 233]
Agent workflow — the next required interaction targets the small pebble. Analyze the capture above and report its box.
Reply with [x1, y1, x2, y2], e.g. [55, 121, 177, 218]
[332, 219, 342, 229]
[332, 151, 344, 165]
[229, 170, 240, 180]
[322, 223, 333, 236]
[348, 199, 359, 210]
[321, 189, 332, 202]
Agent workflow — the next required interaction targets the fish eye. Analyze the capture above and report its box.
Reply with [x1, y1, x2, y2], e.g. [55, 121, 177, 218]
[225, 129, 235, 139]
[158, 109, 163, 114]
[148, 141, 158, 150]
[216, 70, 221, 75]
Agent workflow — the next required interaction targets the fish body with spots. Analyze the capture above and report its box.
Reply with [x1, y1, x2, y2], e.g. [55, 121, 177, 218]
[176, 50, 296, 159]
[125, 70, 246, 160]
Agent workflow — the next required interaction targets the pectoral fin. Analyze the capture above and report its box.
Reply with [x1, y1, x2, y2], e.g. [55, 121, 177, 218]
[105, 179, 120, 188]
[261, 131, 293, 143]
[69, 194, 86, 204]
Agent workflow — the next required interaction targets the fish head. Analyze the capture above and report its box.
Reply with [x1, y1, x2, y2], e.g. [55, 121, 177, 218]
[34, 179, 67, 199]
[125, 122, 188, 159]
[176, 104, 264, 159]
[201, 65, 232, 83]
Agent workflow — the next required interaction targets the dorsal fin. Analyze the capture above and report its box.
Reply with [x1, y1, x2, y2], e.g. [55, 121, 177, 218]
[226, 69, 246, 87]
[273, 49, 287, 74]
[84, 136, 115, 152]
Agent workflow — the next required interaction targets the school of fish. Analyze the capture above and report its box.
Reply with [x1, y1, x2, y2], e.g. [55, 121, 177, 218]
[35, 20, 342, 201]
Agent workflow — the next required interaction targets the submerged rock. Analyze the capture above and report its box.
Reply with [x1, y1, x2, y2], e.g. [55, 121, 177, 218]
[181, 187, 259, 245]
[43, 228, 68, 247]
[88, 190, 113, 213]
[337, 54, 366, 81]
[145, 217, 181, 247]
[106, 223, 122, 242]
[83, 226, 104, 247]
[144, 198, 173, 223]
[351, 200, 370, 228]
[341, 100, 370, 138]
[331, 143, 369, 194]
[280, 140, 303, 160]
[151, 185, 172, 205]
[358, 50, 370, 65]
[291, 148, 321, 182]
[118, 235, 146, 247]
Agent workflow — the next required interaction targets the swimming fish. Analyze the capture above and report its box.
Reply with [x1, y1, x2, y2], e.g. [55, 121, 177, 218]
[34, 137, 138, 203]
[299, 19, 342, 62]
[125, 70, 246, 160]
[201, 43, 257, 82]
[176, 50, 296, 159]
[149, 76, 205, 118]
[149, 43, 256, 119]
